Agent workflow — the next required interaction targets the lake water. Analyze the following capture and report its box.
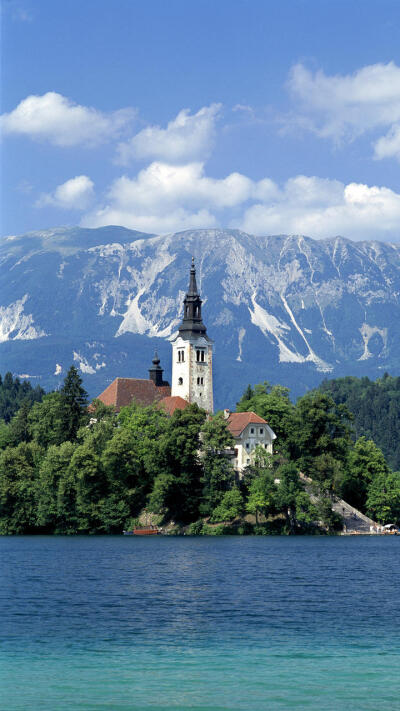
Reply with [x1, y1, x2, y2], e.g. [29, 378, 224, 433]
[1, 536, 399, 710]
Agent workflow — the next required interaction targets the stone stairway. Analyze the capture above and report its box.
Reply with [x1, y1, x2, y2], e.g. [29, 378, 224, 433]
[299, 472, 378, 533]
[332, 497, 377, 533]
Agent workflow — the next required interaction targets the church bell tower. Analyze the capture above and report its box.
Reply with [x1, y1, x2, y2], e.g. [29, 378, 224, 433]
[171, 257, 213, 413]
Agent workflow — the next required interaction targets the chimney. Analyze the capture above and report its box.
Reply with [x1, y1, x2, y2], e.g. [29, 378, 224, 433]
[223, 408, 230, 419]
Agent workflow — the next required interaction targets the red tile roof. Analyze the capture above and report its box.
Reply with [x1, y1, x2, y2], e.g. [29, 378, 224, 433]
[226, 411, 267, 437]
[158, 395, 190, 416]
[96, 378, 171, 412]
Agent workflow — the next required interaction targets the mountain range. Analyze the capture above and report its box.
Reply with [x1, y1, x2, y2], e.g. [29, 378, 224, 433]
[1, 226, 399, 408]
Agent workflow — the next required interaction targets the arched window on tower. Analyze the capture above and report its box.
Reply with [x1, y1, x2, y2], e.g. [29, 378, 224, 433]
[178, 377, 183, 385]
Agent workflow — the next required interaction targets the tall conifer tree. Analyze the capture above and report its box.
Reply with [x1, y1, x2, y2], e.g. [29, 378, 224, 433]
[60, 366, 88, 442]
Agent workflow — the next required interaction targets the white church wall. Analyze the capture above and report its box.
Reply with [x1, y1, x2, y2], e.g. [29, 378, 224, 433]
[171, 335, 213, 413]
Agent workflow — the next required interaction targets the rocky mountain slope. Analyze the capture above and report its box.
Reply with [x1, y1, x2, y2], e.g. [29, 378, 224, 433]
[1, 226, 399, 408]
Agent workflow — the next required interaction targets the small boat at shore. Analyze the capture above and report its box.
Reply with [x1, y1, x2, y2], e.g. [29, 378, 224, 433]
[381, 524, 399, 535]
[123, 525, 161, 535]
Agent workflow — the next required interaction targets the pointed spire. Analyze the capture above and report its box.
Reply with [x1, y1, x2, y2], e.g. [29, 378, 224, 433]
[188, 256, 198, 296]
[177, 257, 208, 339]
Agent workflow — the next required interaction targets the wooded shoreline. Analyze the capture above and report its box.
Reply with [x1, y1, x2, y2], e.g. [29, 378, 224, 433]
[1, 369, 399, 536]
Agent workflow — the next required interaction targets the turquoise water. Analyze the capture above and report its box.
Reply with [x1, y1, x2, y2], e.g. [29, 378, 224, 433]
[1, 536, 399, 710]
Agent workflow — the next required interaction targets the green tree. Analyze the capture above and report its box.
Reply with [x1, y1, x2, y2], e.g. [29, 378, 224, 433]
[310, 452, 347, 496]
[102, 428, 149, 518]
[295, 391, 352, 481]
[211, 487, 244, 522]
[315, 497, 343, 533]
[237, 381, 297, 456]
[275, 462, 313, 534]
[151, 405, 206, 523]
[96, 495, 130, 534]
[59, 366, 89, 442]
[0, 420, 11, 449]
[119, 401, 168, 475]
[0, 372, 45, 423]
[36, 441, 77, 532]
[246, 470, 276, 524]
[344, 437, 390, 511]
[57, 464, 79, 534]
[0, 441, 43, 534]
[70, 439, 106, 532]
[200, 413, 235, 515]
[8, 400, 32, 446]
[29, 392, 65, 448]
[366, 471, 400, 525]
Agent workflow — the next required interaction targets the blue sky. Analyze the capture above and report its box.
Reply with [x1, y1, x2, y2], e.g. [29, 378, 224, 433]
[2, 0, 400, 240]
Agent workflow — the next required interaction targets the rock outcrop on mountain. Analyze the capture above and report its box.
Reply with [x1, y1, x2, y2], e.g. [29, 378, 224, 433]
[1, 226, 399, 407]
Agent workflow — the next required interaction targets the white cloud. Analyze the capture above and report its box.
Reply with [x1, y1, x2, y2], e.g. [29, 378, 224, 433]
[1, 92, 135, 147]
[81, 161, 400, 241]
[374, 124, 400, 162]
[287, 62, 400, 156]
[37, 175, 95, 210]
[81, 161, 280, 233]
[240, 177, 400, 241]
[116, 104, 221, 164]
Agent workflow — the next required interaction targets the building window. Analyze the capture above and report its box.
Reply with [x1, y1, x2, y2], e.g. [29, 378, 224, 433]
[178, 377, 183, 385]
[178, 349, 185, 363]
[260, 428, 263, 434]
[245, 442, 250, 449]
[246, 458, 250, 464]
[250, 428, 254, 434]
[196, 349, 205, 362]
[234, 448, 238, 457]
[196, 376, 204, 385]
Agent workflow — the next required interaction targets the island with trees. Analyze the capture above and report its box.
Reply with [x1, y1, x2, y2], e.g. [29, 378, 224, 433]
[0, 368, 399, 535]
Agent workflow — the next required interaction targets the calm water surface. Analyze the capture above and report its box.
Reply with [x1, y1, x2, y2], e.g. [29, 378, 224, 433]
[1, 536, 399, 710]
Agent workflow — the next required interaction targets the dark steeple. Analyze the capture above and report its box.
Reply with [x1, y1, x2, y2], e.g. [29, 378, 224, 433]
[148, 350, 169, 387]
[178, 257, 208, 339]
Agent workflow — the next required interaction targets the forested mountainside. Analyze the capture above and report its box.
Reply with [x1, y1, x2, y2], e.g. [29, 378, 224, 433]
[2, 226, 400, 406]
[0, 372, 45, 423]
[318, 374, 400, 471]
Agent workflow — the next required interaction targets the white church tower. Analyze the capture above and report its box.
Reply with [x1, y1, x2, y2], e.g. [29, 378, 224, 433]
[171, 257, 214, 413]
